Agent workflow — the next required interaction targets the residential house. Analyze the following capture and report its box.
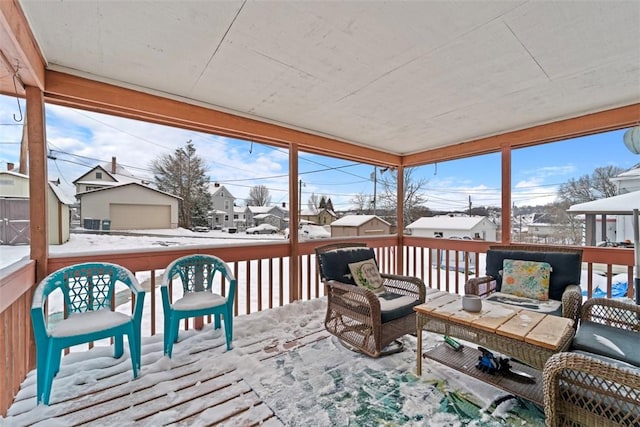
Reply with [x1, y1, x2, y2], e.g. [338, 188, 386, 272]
[330, 215, 391, 237]
[406, 215, 497, 241]
[72, 157, 143, 194]
[73, 158, 180, 230]
[574, 164, 640, 244]
[233, 206, 247, 230]
[245, 205, 288, 230]
[299, 208, 337, 226]
[0, 168, 72, 245]
[611, 163, 640, 194]
[210, 184, 236, 229]
[300, 197, 337, 226]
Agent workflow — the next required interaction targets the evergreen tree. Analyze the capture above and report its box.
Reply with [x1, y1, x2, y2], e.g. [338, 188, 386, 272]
[152, 140, 212, 229]
[325, 198, 334, 211]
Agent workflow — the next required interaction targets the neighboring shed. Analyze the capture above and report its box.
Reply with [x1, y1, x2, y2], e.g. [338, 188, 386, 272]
[406, 215, 497, 241]
[77, 183, 181, 230]
[330, 215, 391, 237]
[0, 170, 72, 245]
[48, 182, 74, 244]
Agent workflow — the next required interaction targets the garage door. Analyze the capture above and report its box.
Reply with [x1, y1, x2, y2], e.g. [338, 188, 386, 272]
[109, 204, 171, 230]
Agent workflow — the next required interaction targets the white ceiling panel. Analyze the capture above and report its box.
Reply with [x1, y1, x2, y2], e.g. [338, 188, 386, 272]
[19, 0, 640, 156]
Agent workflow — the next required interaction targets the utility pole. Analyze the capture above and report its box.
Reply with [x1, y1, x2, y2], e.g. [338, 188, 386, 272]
[468, 195, 472, 216]
[372, 166, 377, 215]
[298, 179, 304, 219]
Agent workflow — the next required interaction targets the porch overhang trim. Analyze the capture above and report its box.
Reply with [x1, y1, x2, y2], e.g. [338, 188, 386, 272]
[44, 70, 401, 168]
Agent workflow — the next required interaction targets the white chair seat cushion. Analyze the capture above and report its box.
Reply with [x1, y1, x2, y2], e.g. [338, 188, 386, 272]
[51, 310, 132, 337]
[173, 292, 226, 311]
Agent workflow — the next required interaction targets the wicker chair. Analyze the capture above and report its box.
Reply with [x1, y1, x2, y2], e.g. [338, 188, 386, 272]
[315, 243, 426, 357]
[543, 298, 640, 426]
[465, 245, 583, 322]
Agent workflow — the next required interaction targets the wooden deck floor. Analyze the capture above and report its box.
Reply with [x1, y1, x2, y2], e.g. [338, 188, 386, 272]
[7, 327, 331, 426]
[5, 300, 546, 426]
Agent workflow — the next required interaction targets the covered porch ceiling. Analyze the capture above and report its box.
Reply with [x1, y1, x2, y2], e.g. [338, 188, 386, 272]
[1, 1, 639, 164]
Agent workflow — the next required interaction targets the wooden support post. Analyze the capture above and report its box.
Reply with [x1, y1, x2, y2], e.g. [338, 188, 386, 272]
[289, 144, 299, 302]
[26, 85, 48, 282]
[396, 165, 404, 275]
[501, 145, 511, 244]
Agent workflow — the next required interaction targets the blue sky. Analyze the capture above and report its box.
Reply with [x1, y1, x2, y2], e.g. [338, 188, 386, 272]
[1, 94, 637, 212]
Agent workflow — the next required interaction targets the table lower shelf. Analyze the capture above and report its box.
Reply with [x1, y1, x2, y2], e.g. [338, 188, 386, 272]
[423, 343, 544, 406]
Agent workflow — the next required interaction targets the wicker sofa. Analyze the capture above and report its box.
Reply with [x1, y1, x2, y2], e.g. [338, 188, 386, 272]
[315, 243, 426, 357]
[543, 298, 640, 426]
[465, 245, 583, 323]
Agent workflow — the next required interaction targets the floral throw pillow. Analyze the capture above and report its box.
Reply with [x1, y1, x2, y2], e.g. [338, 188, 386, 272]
[501, 259, 552, 301]
[348, 259, 384, 294]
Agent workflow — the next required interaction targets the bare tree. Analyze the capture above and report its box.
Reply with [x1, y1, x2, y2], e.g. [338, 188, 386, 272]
[307, 193, 321, 212]
[308, 193, 331, 212]
[247, 185, 271, 206]
[558, 165, 624, 204]
[378, 167, 428, 225]
[350, 192, 370, 214]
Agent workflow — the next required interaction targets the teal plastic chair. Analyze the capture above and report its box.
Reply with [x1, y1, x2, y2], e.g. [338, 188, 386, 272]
[161, 254, 237, 357]
[30, 262, 145, 405]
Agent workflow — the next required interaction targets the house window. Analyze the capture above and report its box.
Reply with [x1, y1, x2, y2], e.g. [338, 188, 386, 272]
[220, 191, 224, 197]
[96, 172, 102, 179]
[224, 200, 230, 210]
[234, 214, 238, 219]
[225, 215, 229, 221]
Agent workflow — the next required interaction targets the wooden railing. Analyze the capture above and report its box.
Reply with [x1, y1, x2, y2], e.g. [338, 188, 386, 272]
[403, 237, 636, 300]
[0, 260, 36, 417]
[0, 236, 635, 416]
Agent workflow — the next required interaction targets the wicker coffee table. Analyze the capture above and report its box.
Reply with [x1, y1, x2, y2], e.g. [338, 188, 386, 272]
[415, 289, 575, 404]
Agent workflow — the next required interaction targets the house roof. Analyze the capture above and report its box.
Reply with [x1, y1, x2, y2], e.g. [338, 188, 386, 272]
[331, 215, 390, 227]
[212, 185, 235, 200]
[48, 182, 75, 205]
[611, 164, 640, 182]
[0, 170, 29, 180]
[246, 206, 286, 214]
[0, 171, 75, 204]
[74, 180, 120, 187]
[72, 164, 142, 185]
[406, 215, 494, 230]
[567, 191, 640, 215]
[12, 1, 639, 157]
[76, 182, 182, 200]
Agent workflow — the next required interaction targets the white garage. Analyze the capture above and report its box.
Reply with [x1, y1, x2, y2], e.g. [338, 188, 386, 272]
[109, 204, 172, 230]
[78, 183, 180, 230]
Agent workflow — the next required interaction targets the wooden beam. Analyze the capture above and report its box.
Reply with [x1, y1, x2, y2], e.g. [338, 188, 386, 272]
[0, 0, 45, 94]
[44, 71, 401, 167]
[403, 103, 640, 167]
[26, 86, 48, 282]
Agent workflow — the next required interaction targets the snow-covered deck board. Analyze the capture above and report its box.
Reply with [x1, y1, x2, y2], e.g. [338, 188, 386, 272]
[6, 325, 330, 426]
